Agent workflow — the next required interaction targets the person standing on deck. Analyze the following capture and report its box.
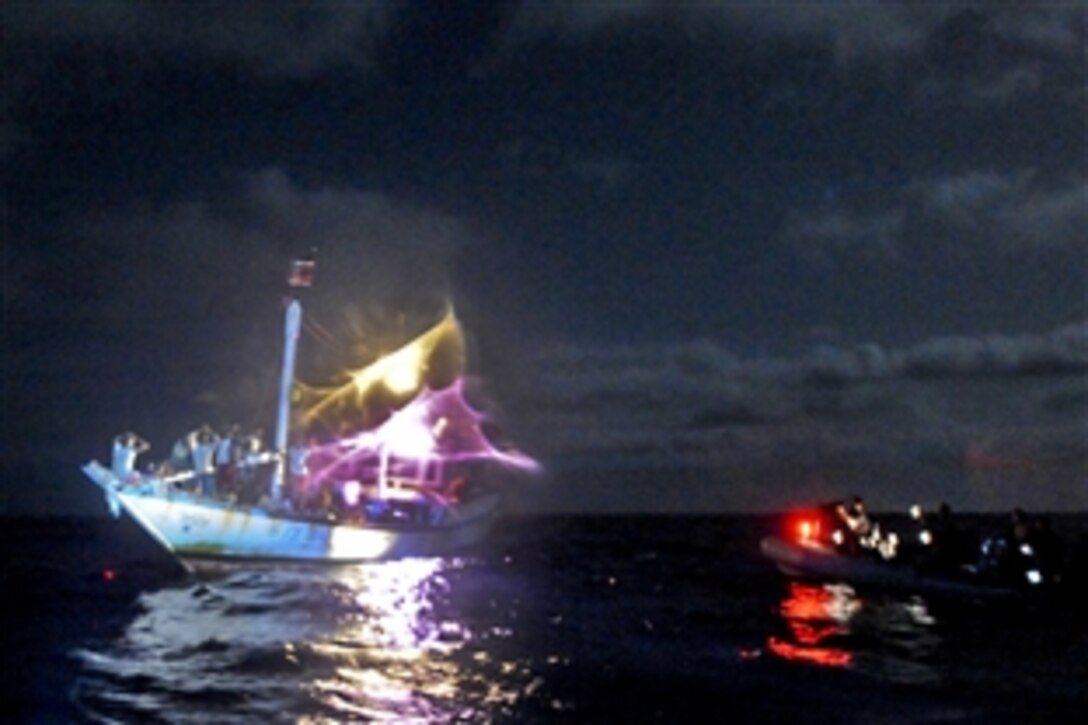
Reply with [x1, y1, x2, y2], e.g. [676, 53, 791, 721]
[237, 429, 265, 505]
[215, 425, 239, 499]
[189, 424, 220, 498]
[287, 434, 311, 511]
[835, 496, 874, 555]
[111, 432, 150, 482]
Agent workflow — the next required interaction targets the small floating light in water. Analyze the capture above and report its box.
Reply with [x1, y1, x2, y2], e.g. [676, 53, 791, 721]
[102, 568, 117, 582]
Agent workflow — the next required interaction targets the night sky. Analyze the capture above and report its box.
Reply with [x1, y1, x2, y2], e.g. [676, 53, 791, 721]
[2, 3, 1086, 514]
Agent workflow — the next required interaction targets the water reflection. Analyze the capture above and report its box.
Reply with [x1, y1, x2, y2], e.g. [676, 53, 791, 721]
[766, 581, 943, 684]
[768, 582, 857, 667]
[72, 557, 542, 722]
[308, 557, 533, 721]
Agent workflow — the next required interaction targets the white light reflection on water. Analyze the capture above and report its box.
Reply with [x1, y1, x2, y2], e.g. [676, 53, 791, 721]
[72, 557, 543, 723]
[308, 557, 502, 722]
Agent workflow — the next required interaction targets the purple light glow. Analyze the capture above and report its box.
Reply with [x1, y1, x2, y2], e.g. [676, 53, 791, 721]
[307, 377, 539, 490]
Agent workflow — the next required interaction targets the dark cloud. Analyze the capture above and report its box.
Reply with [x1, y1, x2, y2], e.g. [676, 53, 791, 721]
[566, 157, 640, 193]
[12, 168, 471, 340]
[786, 208, 905, 267]
[5, 168, 477, 468]
[517, 322, 1088, 507]
[518, 324, 1087, 511]
[786, 171, 1087, 266]
[505, 2, 946, 58]
[507, 3, 1083, 68]
[912, 172, 1088, 257]
[2, 3, 1085, 514]
[2, 2, 391, 77]
[919, 6, 1085, 104]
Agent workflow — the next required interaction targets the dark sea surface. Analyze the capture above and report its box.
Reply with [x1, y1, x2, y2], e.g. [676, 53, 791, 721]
[3, 514, 1087, 723]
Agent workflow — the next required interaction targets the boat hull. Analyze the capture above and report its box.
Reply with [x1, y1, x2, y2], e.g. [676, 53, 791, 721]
[760, 535, 1018, 601]
[83, 461, 498, 564]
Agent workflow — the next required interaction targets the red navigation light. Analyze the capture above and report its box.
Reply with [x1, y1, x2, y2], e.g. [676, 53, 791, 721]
[799, 519, 813, 541]
[788, 512, 820, 544]
[102, 568, 117, 582]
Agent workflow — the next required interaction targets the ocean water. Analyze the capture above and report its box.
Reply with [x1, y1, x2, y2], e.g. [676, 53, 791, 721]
[3, 514, 1086, 723]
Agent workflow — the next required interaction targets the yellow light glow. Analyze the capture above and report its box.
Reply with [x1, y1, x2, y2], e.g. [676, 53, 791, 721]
[299, 308, 465, 426]
[350, 344, 423, 396]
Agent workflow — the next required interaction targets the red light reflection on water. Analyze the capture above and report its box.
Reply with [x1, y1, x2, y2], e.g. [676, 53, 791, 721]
[767, 637, 852, 667]
[778, 583, 842, 646]
[767, 582, 857, 668]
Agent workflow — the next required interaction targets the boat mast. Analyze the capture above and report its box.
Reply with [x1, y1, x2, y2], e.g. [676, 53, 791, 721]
[271, 298, 301, 502]
[271, 254, 314, 502]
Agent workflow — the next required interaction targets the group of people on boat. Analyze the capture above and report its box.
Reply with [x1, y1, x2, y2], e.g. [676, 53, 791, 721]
[108, 426, 467, 528]
[811, 495, 1078, 590]
[113, 425, 286, 506]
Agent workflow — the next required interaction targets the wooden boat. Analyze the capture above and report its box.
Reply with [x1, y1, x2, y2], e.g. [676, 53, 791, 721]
[82, 257, 537, 567]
